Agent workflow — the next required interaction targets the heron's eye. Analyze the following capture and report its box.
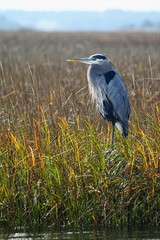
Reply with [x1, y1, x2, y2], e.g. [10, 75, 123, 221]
[92, 57, 96, 61]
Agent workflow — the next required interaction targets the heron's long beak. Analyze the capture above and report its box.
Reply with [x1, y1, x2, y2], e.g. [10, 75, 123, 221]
[67, 57, 92, 64]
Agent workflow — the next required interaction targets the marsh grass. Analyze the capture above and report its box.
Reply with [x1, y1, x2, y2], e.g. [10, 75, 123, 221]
[0, 31, 159, 228]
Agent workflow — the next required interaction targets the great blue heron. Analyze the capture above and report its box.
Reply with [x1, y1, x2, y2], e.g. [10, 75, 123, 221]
[67, 54, 130, 147]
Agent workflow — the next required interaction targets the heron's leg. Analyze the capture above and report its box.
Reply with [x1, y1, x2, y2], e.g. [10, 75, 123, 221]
[111, 123, 115, 149]
[105, 123, 115, 156]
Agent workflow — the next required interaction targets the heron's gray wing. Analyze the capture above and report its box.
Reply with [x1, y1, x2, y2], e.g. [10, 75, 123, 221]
[104, 70, 130, 127]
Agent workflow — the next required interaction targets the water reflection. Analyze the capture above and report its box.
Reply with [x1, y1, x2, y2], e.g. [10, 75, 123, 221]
[0, 227, 160, 240]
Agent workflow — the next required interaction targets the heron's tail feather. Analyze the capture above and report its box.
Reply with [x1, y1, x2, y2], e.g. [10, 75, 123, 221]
[115, 121, 128, 137]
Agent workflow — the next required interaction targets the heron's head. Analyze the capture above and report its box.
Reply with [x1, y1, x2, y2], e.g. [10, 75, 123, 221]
[67, 54, 108, 65]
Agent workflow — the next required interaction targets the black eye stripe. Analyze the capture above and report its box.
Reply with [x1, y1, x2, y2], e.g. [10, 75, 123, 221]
[92, 54, 106, 60]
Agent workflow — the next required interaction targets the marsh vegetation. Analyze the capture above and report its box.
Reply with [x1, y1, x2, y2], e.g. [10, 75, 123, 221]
[0, 31, 159, 227]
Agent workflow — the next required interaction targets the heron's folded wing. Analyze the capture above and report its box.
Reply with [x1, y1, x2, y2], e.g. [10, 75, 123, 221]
[104, 70, 130, 124]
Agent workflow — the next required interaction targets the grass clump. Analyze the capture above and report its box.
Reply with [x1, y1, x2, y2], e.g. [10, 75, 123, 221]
[0, 31, 159, 228]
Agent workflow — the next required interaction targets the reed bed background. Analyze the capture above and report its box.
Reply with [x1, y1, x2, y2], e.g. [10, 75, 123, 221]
[0, 31, 159, 228]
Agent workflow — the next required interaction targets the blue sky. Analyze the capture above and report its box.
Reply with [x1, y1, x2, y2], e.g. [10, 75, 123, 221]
[1, 0, 160, 11]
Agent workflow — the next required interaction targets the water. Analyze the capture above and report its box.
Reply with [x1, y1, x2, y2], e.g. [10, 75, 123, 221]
[0, 227, 160, 240]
